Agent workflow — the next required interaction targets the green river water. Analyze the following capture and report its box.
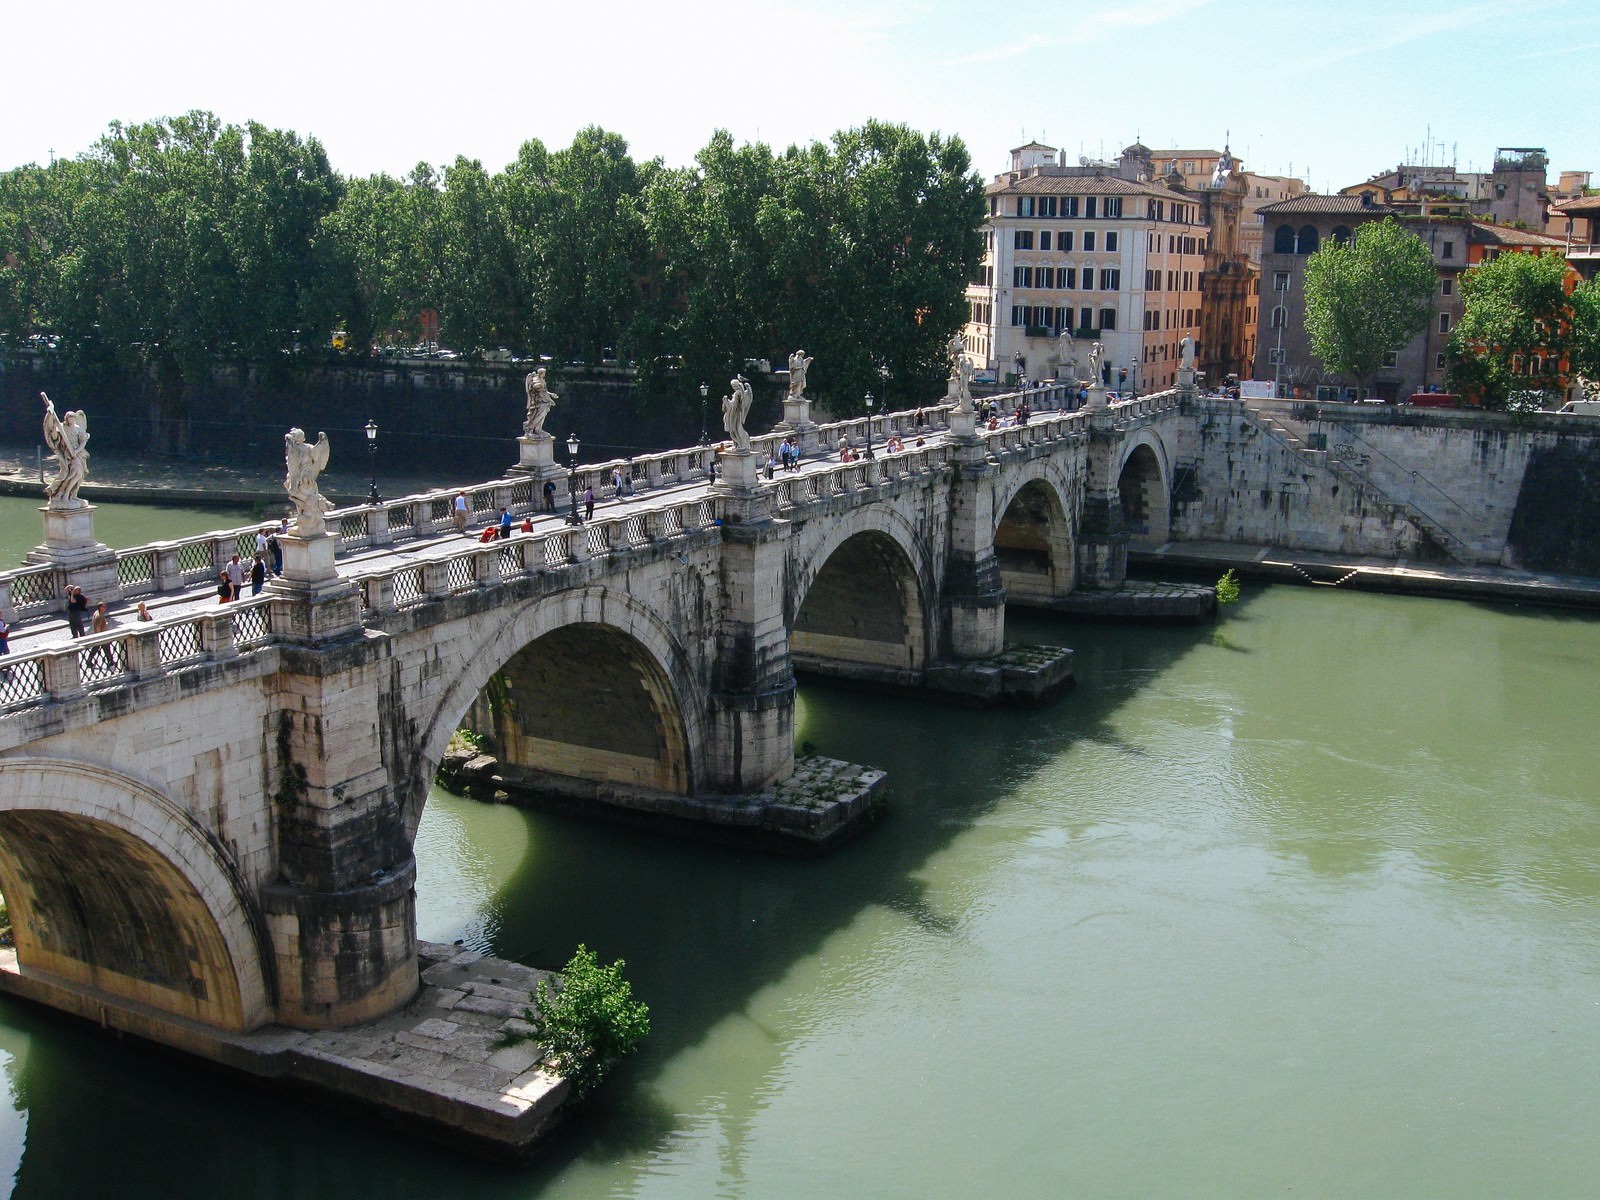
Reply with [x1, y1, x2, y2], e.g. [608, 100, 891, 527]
[1, 498, 1598, 1197]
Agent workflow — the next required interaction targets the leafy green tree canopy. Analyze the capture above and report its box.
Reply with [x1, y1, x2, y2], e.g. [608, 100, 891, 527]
[1303, 217, 1436, 396]
[1448, 249, 1575, 408]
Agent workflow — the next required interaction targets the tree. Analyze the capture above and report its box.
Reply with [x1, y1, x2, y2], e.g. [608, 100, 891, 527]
[525, 944, 649, 1100]
[1303, 217, 1435, 398]
[1571, 277, 1600, 400]
[1448, 249, 1577, 408]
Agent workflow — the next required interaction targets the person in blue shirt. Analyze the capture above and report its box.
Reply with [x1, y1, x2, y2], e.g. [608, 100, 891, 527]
[498, 507, 513, 539]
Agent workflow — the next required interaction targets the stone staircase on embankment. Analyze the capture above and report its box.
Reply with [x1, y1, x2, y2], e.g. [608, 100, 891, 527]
[1238, 403, 1480, 564]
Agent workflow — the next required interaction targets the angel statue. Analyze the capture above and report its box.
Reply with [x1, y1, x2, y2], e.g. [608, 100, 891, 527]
[788, 350, 813, 400]
[523, 367, 558, 437]
[41, 393, 90, 509]
[722, 374, 754, 452]
[1089, 340, 1103, 385]
[284, 427, 333, 537]
[945, 331, 974, 411]
[1179, 334, 1196, 372]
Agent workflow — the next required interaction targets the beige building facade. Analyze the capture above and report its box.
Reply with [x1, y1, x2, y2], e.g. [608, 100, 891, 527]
[964, 142, 1210, 395]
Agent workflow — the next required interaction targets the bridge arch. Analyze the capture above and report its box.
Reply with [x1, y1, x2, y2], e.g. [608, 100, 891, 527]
[0, 758, 271, 1032]
[788, 508, 934, 679]
[992, 469, 1078, 604]
[1115, 430, 1173, 548]
[412, 587, 704, 838]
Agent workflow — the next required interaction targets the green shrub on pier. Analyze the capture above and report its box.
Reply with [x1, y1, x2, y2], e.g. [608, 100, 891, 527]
[529, 945, 650, 1100]
[1216, 569, 1241, 606]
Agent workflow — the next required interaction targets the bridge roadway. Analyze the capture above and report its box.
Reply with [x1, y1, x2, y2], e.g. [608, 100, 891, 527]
[6, 403, 964, 657]
[0, 383, 1186, 1136]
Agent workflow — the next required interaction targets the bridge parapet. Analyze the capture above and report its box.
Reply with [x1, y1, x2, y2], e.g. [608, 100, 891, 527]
[0, 596, 277, 726]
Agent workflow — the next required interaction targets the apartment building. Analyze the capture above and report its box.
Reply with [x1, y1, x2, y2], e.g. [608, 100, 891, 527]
[1252, 194, 1568, 400]
[963, 142, 1212, 394]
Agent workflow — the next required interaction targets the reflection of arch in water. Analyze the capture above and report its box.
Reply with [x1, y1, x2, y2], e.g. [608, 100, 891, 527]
[413, 589, 701, 835]
[993, 476, 1076, 604]
[0, 759, 271, 1032]
[1116, 436, 1171, 548]
[791, 527, 930, 680]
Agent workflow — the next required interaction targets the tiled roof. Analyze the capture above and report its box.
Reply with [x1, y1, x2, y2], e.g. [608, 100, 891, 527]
[1467, 222, 1566, 248]
[987, 174, 1181, 199]
[1553, 194, 1600, 214]
[1010, 141, 1057, 154]
[1258, 194, 1392, 215]
[1152, 149, 1224, 161]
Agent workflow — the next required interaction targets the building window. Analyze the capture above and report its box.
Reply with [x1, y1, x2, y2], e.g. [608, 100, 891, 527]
[1100, 308, 1117, 330]
[1298, 225, 1320, 254]
[1083, 231, 1096, 252]
[1060, 267, 1077, 289]
[1442, 241, 1455, 259]
[1332, 225, 1353, 246]
[1013, 266, 1032, 288]
[1082, 270, 1094, 290]
[1268, 347, 1285, 364]
[1436, 352, 1447, 369]
[1039, 197, 1057, 218]
[1441, 278, 1453, 295]
[1439, 312, 1451, 333]
[1105, 231, 1119, 252]
[1274, 224, 1296, 253]
[1063, 196, 1080, 217]
[1080, 307, 1093, 331]
[1085, 197, 1098, 219]
[1100, 268, 1121, 289]
[1271, 305, 1286, 328]
[1059, 231, 1074, 252]
[1014, 230, 1034, 250]
[1382, 350, 1398, 368]
[1104, 197, 1122, 218]
[1040, 231, 1052, 251]
[1274, 271, 1290, 291]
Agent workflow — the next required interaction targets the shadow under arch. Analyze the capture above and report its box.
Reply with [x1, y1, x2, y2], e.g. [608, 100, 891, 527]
[409, 588, 704, 841]
[790, 526, 931, 682]
[1117, 436, 1171, 548]
[0, 758, 271, 1033]
[994, 473, 1077, 604]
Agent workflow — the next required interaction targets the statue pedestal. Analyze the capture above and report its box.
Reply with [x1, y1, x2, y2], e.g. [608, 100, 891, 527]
[1177, 367, 1197, 395]
[713, 450, 772, 525]
[266, 532, 362, 644]
[775, 396, 819, 456]
[716, 449, 761, 493]
[947, 406, 980, 441]
[26, 504, 120, 599]
[513, 434, 556, 474]
[1084, 384, 1110, 413]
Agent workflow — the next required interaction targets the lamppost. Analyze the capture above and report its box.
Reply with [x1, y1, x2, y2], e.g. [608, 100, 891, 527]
[364, 419, 380, 505]
[698, 381, 710, 446]
[863, 391, 875, 460]
[1129, 359, 1139, 399]
[565, 433, 582, 525]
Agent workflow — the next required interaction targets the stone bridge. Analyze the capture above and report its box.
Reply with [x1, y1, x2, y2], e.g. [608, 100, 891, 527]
[0, 385, 1186, 1046]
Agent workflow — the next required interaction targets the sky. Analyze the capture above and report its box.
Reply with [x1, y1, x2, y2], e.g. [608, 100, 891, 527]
[5, 0, 1597, 190]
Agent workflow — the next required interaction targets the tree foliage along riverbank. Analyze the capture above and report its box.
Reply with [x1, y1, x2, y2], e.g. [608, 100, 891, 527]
[0, 113, 984, 422]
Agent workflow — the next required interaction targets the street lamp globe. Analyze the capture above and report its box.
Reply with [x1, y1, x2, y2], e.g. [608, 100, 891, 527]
[698, 381, 710, 446]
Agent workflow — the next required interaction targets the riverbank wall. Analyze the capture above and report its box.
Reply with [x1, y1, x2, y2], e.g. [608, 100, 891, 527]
[0, 355, 780, 482]
[1166, 398, 1600, 575]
